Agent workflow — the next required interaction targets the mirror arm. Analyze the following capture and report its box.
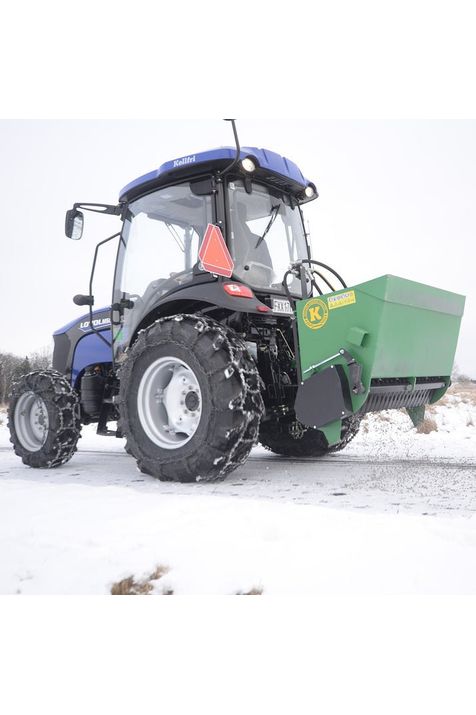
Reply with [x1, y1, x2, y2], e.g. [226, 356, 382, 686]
[73, 202, 125, 217]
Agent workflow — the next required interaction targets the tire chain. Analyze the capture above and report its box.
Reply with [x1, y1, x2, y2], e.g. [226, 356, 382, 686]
[118, 314, 264, 481]
[8, 370, 82, 468]
[327, 415, 361, 453]
[259, 419, 328, 457]
[260, 413, 362, 458]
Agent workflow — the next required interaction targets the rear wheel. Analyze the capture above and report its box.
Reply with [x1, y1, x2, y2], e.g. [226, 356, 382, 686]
[259, 419, 329, 457]
[327, 415, 361, 453]
[259, 415, 361, 457]
[8, 370, 81, 468]
[118, 315, 264, 482]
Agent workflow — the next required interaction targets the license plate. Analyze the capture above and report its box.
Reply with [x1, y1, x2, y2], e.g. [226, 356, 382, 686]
[272, 298, 293, 315]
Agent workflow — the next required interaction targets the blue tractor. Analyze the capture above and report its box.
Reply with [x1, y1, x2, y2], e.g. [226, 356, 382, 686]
[7, 121, 464, 481]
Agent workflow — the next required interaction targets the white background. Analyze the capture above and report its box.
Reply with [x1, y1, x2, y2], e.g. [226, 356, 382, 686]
[1, 0, 475, 713]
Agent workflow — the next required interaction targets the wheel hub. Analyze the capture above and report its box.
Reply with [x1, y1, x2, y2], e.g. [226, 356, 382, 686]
[14, 392, 49, 452]
[137, 357, 202, 449]
[185, 390, 200, 412]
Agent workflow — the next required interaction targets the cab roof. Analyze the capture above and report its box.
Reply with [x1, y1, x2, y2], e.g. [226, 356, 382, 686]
[119, 146, 317, 203]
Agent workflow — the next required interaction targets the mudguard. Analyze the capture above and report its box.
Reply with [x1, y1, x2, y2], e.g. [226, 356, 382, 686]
[52, 308, 112, 387]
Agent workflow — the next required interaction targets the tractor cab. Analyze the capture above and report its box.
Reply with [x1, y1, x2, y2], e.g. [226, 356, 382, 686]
[108, 146, 319, 360]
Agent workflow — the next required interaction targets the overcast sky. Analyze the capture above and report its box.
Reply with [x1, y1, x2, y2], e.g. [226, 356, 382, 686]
[0, 119, 474, 376]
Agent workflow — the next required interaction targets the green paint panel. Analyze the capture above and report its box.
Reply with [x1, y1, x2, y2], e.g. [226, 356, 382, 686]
[296, 274, 465, 414]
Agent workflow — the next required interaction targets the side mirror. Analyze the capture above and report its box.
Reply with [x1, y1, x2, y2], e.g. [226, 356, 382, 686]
[65, 209, 84, 240]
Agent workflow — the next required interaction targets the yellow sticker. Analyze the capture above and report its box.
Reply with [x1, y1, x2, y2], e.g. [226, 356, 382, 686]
[327, 290, 356, 310]
[302, 298, 329, 330]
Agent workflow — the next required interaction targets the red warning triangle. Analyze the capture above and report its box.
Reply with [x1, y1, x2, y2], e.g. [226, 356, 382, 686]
[198, 224, 235, 278]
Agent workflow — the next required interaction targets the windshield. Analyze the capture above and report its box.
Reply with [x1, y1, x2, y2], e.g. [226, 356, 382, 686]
[228, 180, 309, 295]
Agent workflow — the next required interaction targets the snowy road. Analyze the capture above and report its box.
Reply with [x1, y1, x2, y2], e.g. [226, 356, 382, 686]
[1, 443, 474, 519]
[1, 394, 475, 594]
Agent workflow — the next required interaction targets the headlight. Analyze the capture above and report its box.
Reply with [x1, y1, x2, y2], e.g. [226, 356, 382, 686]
[304, 185, 315, 198]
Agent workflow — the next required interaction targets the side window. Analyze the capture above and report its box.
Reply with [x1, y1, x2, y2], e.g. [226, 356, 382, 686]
[120, 184, 212, 299]
[120, 216, 201, 296]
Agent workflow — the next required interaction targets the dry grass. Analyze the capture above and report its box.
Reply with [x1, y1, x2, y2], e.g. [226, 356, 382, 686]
[236, 586, 263, 595]
[425, 382, 476, 412]
[450, 381, 476, 406]
[111, 576, 154, 596]
[416, 418, 438, 434]
[111, 565, 171, 596]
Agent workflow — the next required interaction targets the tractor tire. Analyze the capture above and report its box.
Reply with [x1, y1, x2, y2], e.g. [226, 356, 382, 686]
[259, 415, 361, 457]
[117, 315, 264, 483]
[8, 370, 81, 468]
[259, 419, 329, 457]
[327, 415, 361, 453]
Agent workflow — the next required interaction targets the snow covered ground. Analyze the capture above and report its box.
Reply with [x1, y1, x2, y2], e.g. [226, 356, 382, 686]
[0, 385, 475, 595]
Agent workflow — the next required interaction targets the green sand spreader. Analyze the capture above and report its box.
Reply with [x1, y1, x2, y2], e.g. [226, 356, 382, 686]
[294, 274, 465, 445]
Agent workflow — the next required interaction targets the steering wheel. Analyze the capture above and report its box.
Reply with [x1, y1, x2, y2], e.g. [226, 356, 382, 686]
[282, 259, 347, 300]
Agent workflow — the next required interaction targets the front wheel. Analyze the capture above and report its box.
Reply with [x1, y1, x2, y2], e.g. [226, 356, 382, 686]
[8, 370, 81, 468]
[118, 315, 264, 482]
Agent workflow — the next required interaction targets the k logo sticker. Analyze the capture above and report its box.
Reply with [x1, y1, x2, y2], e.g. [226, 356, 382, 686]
[302, 298, 329, 330]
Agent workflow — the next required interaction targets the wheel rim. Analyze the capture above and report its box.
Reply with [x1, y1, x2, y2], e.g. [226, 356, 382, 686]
[14, 392, 49, 452]
[137, 357, 202, 449]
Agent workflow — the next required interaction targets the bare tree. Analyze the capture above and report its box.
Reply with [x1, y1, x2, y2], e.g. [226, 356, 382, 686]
[30, 344, 53, 371]
[0, 344, 53, 404]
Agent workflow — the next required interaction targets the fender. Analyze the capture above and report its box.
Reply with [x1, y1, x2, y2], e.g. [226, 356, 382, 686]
[119, 280, 273, 351]
[52, 307, 112, 385]
[71, 330, 113, 387]
[53, 283, 276, 384]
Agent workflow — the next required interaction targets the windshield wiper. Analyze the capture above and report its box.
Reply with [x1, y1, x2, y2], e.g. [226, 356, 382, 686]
[255, 204, 280, 249]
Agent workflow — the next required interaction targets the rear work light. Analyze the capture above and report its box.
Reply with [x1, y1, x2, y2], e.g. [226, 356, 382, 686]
[241, 157, 256, 172]
[223, 283, 254, 298]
